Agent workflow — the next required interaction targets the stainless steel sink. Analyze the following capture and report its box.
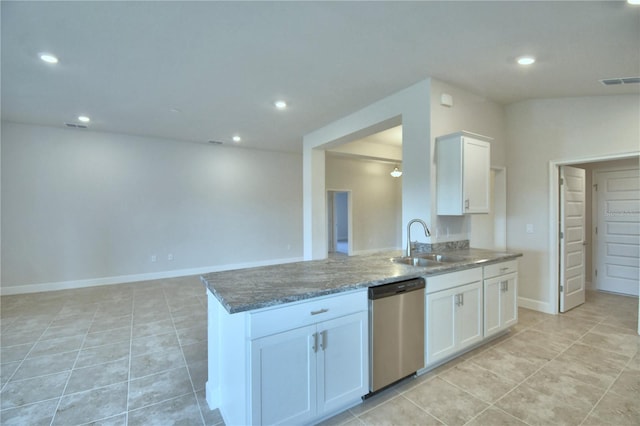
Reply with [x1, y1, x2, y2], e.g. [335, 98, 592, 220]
[390, 253, 467, 267]
[413, 253, 467, 263]
[390, 257, 441, 267]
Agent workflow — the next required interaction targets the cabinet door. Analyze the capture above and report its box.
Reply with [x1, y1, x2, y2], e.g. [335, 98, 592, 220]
[251, 325, 317, 425]
[484, 273, 518, 337]
[501, 274, 518, 329]
[456, 281, 484, 350]
[317, 311, 368, 414]
[426, 287, 457, 365]
[483, 277, 503, 337]
[463, 137, 490, 214]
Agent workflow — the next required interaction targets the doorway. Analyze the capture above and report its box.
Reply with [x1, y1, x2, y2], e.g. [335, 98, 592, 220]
[327, 190, 351, 255]
[550, 155, 639, 328]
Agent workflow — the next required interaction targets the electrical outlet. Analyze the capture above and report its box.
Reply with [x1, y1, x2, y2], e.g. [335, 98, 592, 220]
[151, 255, 157, 263]
[168, 253, 174, 261]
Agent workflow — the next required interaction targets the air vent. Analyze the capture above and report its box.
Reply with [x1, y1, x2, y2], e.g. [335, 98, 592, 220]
[64, 122, 88, 129]
[600, 77, 640, 86]
[208, 140, 223, 145]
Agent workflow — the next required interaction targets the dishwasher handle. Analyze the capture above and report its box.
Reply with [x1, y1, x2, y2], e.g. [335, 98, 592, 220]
[368, 278, 425, 300]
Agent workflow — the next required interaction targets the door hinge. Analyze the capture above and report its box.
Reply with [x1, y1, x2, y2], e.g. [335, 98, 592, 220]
[595, 226, 598, 235]
[559, 231, 564, 239]
[560, 285, 564, 292]
[595, 269, 598, 277]
[560, 177, 564, 185]
[593, 183, 598, 191]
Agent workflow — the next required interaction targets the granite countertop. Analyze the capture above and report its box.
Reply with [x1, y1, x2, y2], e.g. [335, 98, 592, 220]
[201, 248, 522, 314]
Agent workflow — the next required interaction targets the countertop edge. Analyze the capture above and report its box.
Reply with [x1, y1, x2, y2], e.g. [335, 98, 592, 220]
[202, 251, 522, 315]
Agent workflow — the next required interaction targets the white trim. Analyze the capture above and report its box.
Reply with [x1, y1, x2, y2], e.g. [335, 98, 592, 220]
[518, 296, 554, 314]
[0, 256, 304, 296]
[548, 151, 639, 315]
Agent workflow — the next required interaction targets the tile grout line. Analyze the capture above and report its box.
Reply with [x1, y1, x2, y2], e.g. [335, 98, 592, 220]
[126, 290, 139, 424]
[576, 313, 636, 426]
[49, 303, 100, 426]
[0, 310, 61, 395]
[163, 286, 207, 426]
[466, 323, 591, 425]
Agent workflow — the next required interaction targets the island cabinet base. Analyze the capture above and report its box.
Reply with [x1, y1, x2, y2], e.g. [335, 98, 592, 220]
[206, 289, 369, 426]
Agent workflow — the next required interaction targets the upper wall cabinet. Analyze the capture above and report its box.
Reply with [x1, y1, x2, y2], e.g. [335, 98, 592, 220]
[436, 131, 492, 215]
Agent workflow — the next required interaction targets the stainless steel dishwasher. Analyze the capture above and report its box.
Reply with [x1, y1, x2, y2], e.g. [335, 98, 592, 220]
[368, 277, 425, 393]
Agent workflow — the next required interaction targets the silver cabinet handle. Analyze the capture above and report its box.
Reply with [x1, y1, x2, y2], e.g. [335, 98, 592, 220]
[500, 267, 509, 273]
[320, 330, 327, 351]
[460, 293, 464, 306]
[310, 308, 329, 316]
[312, 332, 318, 352]
[505, 281, 509, 292]
[465, 199, 470, 209]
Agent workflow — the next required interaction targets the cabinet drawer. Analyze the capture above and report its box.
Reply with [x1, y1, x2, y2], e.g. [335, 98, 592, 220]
[425, 267, 482, 294]
[249, 289, 367, 339]
[484, 260, 518, 279]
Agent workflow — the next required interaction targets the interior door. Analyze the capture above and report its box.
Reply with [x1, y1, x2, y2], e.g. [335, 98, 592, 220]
[594, 168, 640, 296]
[560, 166, 586, 312]
[327, 191, 336, 253]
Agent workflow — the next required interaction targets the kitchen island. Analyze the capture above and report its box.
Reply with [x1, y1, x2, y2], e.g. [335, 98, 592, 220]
[202, 248, 522, 425]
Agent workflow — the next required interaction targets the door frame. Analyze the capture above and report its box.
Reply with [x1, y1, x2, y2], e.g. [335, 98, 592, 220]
[326, 189, 353, 255]
[548, 151, 639, 315]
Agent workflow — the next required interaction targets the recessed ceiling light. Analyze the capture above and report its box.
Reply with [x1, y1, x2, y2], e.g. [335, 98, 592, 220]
[169, 108, 181, 113]
[274, 100, 287, 109]
[39, 53, 59, 64]
[78, 115, 90, 123]
[517, 56, 536, 66]
[232, 135, 241, 143]
[628, 0, 640, 5]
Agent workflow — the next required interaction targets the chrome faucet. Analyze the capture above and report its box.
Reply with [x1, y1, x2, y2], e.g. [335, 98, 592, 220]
[406, 219, 431, 257]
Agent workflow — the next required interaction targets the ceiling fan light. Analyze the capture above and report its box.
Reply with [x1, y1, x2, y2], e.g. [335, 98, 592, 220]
[390, 166, 403, 178]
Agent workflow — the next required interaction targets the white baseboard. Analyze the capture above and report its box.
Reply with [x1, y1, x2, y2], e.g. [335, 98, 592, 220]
[205, 380, 220, 411]
[0, 256, 304, 296]
[518, 296, 555, 314]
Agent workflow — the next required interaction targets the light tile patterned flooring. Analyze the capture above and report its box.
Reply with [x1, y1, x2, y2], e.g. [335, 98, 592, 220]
[1, 276, 220, 426]
[1, 278, 638, 426]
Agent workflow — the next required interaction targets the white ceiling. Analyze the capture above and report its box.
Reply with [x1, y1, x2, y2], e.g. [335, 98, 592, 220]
[2, 1, 639, 153]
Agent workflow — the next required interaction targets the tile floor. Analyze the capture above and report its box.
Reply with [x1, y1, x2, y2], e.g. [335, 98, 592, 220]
[1, 276, 220, 426]
[1, 278, 638, 426]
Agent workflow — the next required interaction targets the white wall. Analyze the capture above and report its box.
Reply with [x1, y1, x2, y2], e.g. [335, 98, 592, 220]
[326, 156, 402, 253]
[429, 79, 507, 243]
[506, 95, 640, 312]
[303, 79, 431, 260]
[1, 122, 303, 294]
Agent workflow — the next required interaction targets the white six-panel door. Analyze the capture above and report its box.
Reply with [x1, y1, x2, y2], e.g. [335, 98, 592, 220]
[560, 166, 586, 312]
[594, 168, 640, 296]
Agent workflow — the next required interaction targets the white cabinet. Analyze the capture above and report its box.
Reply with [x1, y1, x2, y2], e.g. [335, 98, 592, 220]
[436, 131, 491, 215]
[425, 268, 483, 366]
[483, 261, 518, 337]
[207, 289, 368, 426]
[251, 325, 316, 425]
[250, 311, 368, 425]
